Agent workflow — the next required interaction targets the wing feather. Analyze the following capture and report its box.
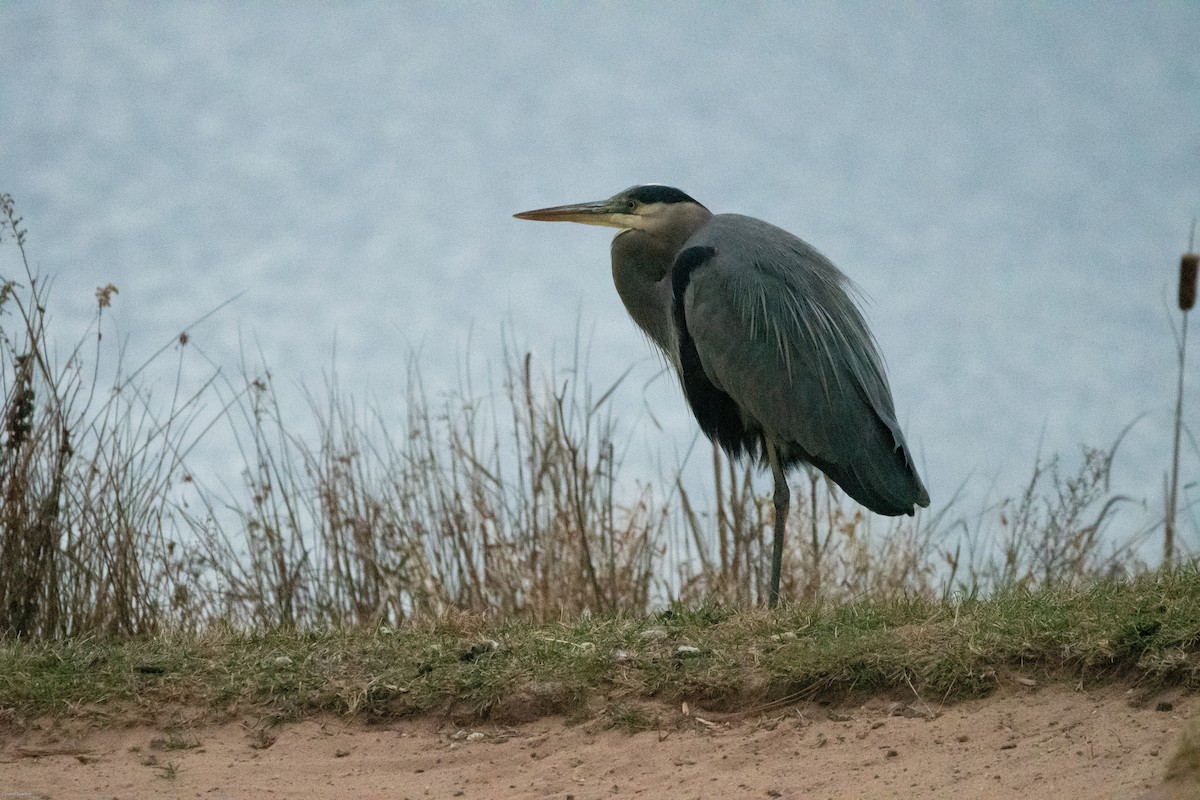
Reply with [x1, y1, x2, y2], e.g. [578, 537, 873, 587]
[678, 214, 929, 515]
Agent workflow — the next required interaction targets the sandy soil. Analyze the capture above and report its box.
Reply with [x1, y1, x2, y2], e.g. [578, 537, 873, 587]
[1, 683, 1195, 800]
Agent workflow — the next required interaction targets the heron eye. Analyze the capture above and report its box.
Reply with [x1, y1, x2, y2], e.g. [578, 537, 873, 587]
[625, 199, 638, 211]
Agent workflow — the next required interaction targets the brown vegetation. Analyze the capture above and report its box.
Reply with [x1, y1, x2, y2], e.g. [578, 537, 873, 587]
[0, 194, 1175, 637]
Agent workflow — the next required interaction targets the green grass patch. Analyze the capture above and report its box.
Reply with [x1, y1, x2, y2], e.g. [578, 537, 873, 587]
[2, 567, 1198, 727]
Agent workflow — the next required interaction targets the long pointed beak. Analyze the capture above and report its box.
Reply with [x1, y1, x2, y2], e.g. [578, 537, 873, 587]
[513, 199, 629, 228]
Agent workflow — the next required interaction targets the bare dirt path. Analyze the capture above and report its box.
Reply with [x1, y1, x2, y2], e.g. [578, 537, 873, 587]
[2, 683, 1194, 799]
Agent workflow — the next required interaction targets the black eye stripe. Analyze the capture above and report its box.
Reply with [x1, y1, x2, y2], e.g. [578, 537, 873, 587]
[622, 185, 699, 206]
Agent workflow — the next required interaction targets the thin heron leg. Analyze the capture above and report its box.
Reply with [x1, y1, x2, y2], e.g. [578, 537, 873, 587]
[766, 439, 789, 608]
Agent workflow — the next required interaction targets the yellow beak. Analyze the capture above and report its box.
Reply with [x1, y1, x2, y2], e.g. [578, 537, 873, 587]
[514, 199, 633, 228]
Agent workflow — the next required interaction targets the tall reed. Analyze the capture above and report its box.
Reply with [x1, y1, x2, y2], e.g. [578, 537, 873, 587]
[1165, 232, 1198, 565]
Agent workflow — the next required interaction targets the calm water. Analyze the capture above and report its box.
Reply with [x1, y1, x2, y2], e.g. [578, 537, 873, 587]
[3, 3, 1199, 550]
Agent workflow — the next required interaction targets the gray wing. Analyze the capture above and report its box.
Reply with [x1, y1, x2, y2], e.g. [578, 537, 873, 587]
[679, 214, 929, 515]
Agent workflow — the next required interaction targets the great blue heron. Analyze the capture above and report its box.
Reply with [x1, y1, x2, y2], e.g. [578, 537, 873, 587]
[515, 185, 929, 606]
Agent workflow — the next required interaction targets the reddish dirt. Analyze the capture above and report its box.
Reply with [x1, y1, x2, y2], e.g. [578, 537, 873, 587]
[1, 683, 1195, 799]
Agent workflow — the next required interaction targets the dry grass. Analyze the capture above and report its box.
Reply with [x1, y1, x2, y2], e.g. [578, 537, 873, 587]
[0, 193, 1184, 638]
[1, 195, 209, 637]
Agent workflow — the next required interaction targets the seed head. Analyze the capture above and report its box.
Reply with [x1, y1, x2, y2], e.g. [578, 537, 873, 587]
[96, 283, 118, 308]
[1180, 252, 1198, 311]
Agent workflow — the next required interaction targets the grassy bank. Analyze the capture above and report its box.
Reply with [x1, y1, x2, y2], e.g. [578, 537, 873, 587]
[2, 567, 1197, 727]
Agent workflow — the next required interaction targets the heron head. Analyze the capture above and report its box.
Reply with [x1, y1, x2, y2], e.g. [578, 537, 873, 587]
[514, 185, 710, 237]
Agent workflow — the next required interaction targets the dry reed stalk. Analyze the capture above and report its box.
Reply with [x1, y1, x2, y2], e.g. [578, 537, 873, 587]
[1166, 243, 1197, 565]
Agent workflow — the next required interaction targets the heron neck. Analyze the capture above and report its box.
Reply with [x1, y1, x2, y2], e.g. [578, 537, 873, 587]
[610, 229, 680, 358]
